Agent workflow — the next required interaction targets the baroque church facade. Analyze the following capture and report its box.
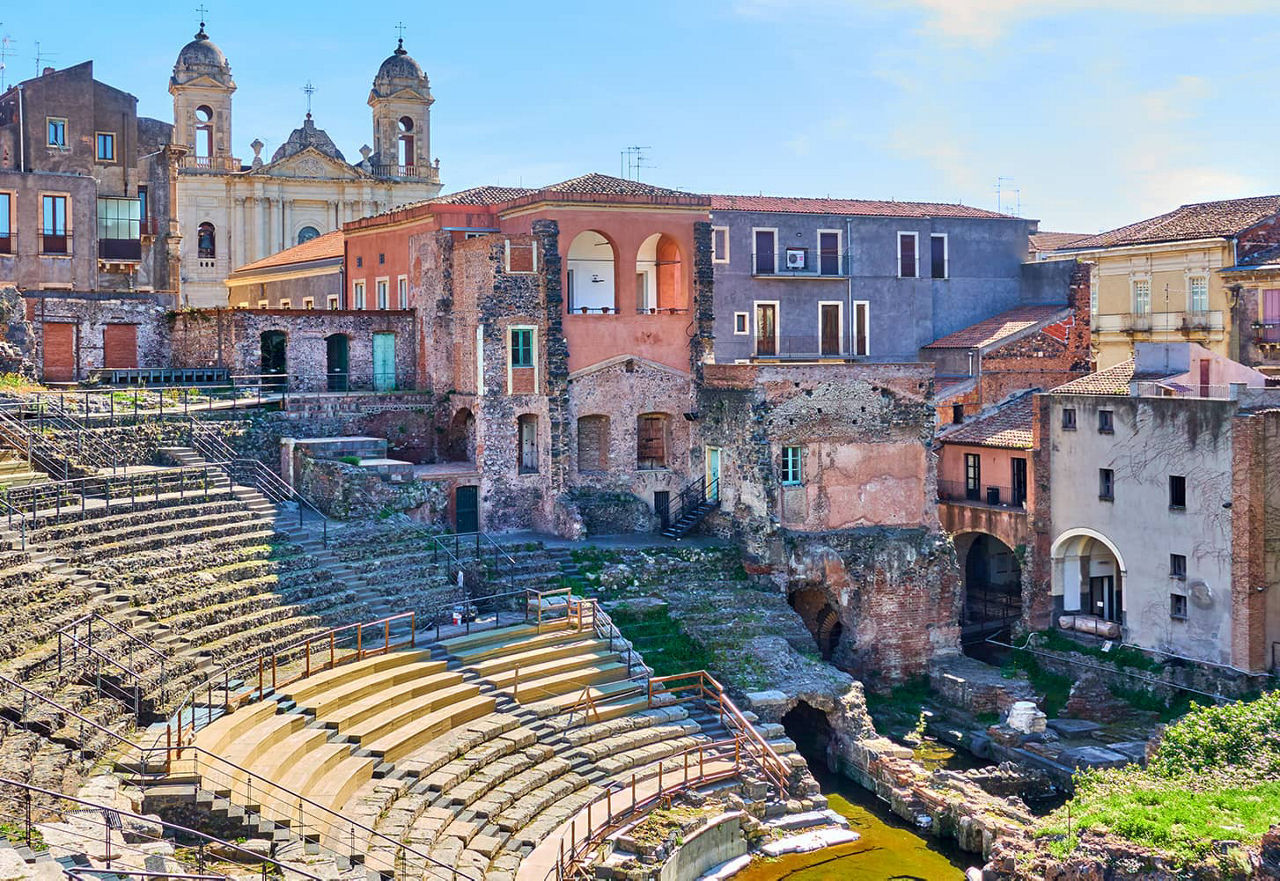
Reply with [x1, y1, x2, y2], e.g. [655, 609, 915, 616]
[169, 25, 442, 307]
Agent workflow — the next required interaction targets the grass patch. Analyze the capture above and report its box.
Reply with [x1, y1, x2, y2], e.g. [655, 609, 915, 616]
[1034, 629, 1164, 673]
[0, 821, 44, 850]
[608, 603, 711, 677]
[1003, 649, 1072, 717]
[864, 676, 934, 718]
[1037, 691, 1280, 865]
[1108, 682, 1194, 723]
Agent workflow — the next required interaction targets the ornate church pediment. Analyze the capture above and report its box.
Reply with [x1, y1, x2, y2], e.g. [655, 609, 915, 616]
[255, 147, 368, 181]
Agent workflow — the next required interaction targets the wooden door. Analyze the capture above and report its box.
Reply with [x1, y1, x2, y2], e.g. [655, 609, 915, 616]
[819, 304, 841, 356]
[1199, 360, 1211, 398]
[102, 324, 137, 370]
[755, 304, 777, 356]
[455, 486, 479, 534]
[42, 322, 75, 382]
[373, 332, 396, 391]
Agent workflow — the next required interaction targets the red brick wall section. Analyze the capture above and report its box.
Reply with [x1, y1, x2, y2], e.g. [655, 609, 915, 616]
[1237, 214, 1280, 262]
[1230, 411, 1269, 672]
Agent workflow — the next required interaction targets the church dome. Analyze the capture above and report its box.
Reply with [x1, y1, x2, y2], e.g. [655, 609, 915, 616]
[172, 24, 233, 87]
[372, 40, 428, 96]
[270, 114, 346, 164]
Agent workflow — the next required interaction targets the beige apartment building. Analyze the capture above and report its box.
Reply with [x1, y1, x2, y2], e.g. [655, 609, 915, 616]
[1049, 195, 1280, 370]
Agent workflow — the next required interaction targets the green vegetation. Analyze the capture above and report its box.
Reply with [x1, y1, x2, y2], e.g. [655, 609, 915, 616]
[337, 455, 362, 466]
[1032, 629, 1164, 673]
[0, 821, 44, 850]
[1037, 691, 1280, 866]
[1107, 681, 1194, 722]
[607, 603, 711, 677]
[627, 804, 708, 847]
[1003, 649, 1072, 717]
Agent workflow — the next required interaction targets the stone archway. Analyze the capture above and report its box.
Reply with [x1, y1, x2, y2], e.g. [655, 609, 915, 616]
[1051, 529, 1127, 624]
[781, 700, 834, 773]
[788, 587, 845, 662]
[954, 532, 1022, 655]
[444, 408, 476, 463]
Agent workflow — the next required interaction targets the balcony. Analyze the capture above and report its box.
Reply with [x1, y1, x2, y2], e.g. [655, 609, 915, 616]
[750, 334, 862, 362]
[98, 237, 142, 261]
[180, 155, 243, 173]
[0, 235, 10, 255]
[1092, 311, 1224, 336]
[371, 163, 441, 183]
[39, 231, 70, 256]
[1254, 321, 1280, 345]
[938, 479, 1026, 510]
[751, 254, 847, 279]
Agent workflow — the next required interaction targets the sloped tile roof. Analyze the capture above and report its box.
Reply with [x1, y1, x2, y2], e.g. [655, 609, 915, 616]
[542, 173, 693, 198]
[433, 185, 537, 206]
[943, 394, 1035, 449]
[1029, 231, 1087, 251]
[923, 305, 1068, 350]
[1051, 360, 1135, 395]
[1065, 195, 1280, 250]
[710, 194, 1014, 219]
[231, 230, 343, 274]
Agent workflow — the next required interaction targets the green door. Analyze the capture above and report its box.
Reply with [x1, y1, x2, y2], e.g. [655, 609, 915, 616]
[372, 333, 396, 391]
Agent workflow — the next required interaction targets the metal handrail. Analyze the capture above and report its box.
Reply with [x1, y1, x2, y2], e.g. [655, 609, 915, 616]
[10, 396, 120, 472]
[0, 777, 323, 881]
[2, 466, 216, 525]
[0, 675, 479, 881]
[542, 738, 748, 881]
[58, 612, 168, 669]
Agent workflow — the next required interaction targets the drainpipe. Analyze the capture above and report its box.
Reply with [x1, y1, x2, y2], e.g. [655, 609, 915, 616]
[845, 218, 853, 357]
[16, 85, 25, 172]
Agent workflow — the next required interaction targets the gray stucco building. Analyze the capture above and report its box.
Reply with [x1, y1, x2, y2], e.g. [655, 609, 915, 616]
[707, 195, 1071, 363]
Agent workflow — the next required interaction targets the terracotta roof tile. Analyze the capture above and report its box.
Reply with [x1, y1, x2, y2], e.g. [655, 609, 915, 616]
[1051, 360, 1135, 395]
[1029, 231, 1087, 251]
[1065, 195, 1280, 250]
[542, 173, 693, 198]
[231, 230, 343, 274]
[433, 185, 537, 206]
[710, 194, 1014, 219]
[942, 394, 1035, 449]
[923, 305, 1068, 350]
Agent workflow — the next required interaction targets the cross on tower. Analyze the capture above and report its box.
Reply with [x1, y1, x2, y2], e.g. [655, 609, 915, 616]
[302, 80, 316, 117]
[394, 21, 407, 41]
[195, 4, 208, 27]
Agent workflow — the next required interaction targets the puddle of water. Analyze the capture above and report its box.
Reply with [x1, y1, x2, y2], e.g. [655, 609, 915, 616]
[734, 766, 976, 881]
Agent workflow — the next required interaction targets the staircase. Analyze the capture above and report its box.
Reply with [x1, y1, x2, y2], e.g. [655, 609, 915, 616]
[661, 476, 720, 539]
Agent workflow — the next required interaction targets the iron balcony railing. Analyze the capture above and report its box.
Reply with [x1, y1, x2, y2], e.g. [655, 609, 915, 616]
[38, 230, 70, 255]
[98, 236, 142, 260]
[937, 479, 1026, 509]
[1255, 321, 1280, 344]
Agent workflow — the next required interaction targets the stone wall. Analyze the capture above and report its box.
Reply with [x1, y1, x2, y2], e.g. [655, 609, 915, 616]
[295, 455, 447, 521]
[24, 292, 173, 381]
[169, 308, 417, 391]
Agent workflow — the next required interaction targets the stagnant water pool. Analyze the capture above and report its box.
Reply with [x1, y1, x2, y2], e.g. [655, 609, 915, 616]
[736, 764, 977, 881]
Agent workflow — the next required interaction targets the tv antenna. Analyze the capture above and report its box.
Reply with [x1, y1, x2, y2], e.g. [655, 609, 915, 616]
[995, 176, 1021, 216]
[33, 41, 57, 75]
[620, 146, 653, 182]
[0, 31, 15, 91]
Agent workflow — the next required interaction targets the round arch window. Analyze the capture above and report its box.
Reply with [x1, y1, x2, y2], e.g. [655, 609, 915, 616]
[195, 105, 213, 123]
[398, 116, 414, 132]
[297, 226, 321, 245]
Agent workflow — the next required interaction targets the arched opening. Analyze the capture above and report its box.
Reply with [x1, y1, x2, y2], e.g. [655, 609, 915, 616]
[445, 409, 476, 463]
[197, 222, 216, 259]
[325, 333, 349, 391]
[958, 533, 1022, 657]
[260, 330, 287, 388]
[577, 415, 610, 472]
[194, 105, 214, 158]
[298, 226, 321, 245]
[397, 116, 415, 170]
[636, 233, 685, 312]
[566, 231, 617, 313]
[781, 701, 833, 772]
[788, 587, 844, 662]
[1052, 531, 1125, 625]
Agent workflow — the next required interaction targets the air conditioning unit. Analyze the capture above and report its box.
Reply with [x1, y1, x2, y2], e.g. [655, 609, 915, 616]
[785, 248, 806, 270]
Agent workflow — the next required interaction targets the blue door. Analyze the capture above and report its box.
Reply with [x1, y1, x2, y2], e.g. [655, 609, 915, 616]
[372, 333, 396, 391]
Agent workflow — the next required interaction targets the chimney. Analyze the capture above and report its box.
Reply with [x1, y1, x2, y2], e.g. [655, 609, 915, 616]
[41, 67, 55, 77]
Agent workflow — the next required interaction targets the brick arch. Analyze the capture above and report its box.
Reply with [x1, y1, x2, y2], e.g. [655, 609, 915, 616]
[787, 585, 846, 663]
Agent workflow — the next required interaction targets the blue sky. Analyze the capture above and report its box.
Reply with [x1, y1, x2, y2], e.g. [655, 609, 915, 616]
[4, 1, 1280, 232]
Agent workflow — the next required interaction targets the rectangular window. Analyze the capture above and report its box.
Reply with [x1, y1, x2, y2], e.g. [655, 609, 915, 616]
[510, 328, 534, 368]
[302, 297, 315, 309]
[754, 302, 778, 356]
[0, 193, 11, 254]
[753, 229, 776, 275]
[1090, 284, 1098, 317]
[137, 186, 148, 231]
[505, 240, 537, 273]
[1170, 553, 1187, 579]
[898, 232, 918, 278]
[47, 118, 66, 147]
[711, 226, 730, 264]
[964, 453, 981, 501]
[279, 300, 291, 310]
[930, 233, 948, 279]
[1132, 278, 1151, 314]
[781, 445, 802, 485]
[1062, 408, 1077, 430]
[96, 197, 141, 260]
[326, 295, 339, 310]
[1170, 593, 1188, 620]
[397, 276, 408, 309]
[257, 299, 269, 309]
[818, 230, 841, 276]
[378, 253, 385, 265]
[1099, 468, 1114, 501]
[41, 195, 68, 254]
[952, 403, 964, 423]
[1189, 276, 1208, 313]
[733, 312, 749, 335]
[1098, 409, 1114, 433]
[356, 256, 363, 268]
[852, 301, 869, 356]
[1169, 475, 1186, 509]
[376, 279, 389, 310]
[352, 280, 366, 309]
[95, 132, 115, 161]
